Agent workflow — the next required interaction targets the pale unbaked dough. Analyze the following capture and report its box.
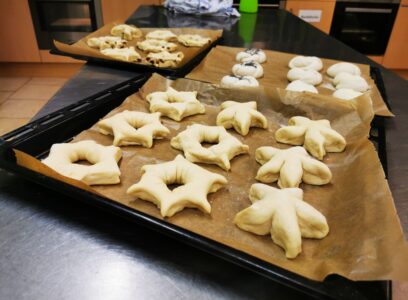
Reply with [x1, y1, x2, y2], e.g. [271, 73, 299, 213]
[145, 51, 184, 68]
[275, 116, 346, 160]
[100, 47, 142, 62]
[145, 30, 177, 41]
[97, 110, 170, 147]
[146, 87, 205, 121]
[137, 39, 177, 52]
[110, 24, 142, 41]
[234, 184, 329, 259]
[327, 62, 361, 77]
[288, 56, 323, 71]
[177, 34, 211, 47]
[216, 101, 268, 136]
[286, 80, 318, 94]
[333, 72, 369, 92]
[170, 124, 249, 171]
[255, 146, 332, 188]
[232, 61, 264, 78]
[87, 36, 127, 50]
[332, 88, 363, 100]
[126, 155, 227, 217]
[42, 140, 122, 185]
[287, 68, 322, 86]
[220, 75, 259, 89]
[236, 49, 267, 64]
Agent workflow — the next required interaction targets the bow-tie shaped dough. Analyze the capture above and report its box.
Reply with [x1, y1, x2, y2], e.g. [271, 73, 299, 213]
[127, 155, 227, 217]
[234, 184, 329, 259]
[216, 101, 268, 136]
[275, 116, 346, 160]
[146, 87, 205, 121]
[97, 110, 170, 147]
[256, 146, 332, 188]
[171, 124, 249, 170]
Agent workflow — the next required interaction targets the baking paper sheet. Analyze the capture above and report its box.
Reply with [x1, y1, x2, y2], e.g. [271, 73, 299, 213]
[187, 45, 393, 117]
[15, 73, 408, 281]
[54, 21, 222, 69]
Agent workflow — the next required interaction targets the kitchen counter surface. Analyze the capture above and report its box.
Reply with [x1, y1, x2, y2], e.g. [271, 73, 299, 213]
[1, 6, 407, 300]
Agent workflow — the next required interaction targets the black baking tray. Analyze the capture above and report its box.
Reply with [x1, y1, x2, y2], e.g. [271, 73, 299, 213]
[0, 73, 392, 300]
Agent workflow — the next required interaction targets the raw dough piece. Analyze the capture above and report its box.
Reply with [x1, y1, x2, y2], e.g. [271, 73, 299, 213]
[216, 101, 268, 136]
[288, 56, 323, 71]
[333, 72, 369, 92]
[332, 88, 363, 100]
[42, 140, 121, 185]
[236, 48, 267, 64]
[87, 36, 127, 50]
[275, 116, 346, 160]
[287, 68, 322, 85]
[220, 75, 259, 89]
[232, 61, 264, 79]
[177, 34, 211, 47]
[97, 110, 170, 147]
[145, 30, 177, 41]
[255, 146, 332, 188]
[327, 62, 361, 77]
[170, 124, 249, 171]
[146, 87, 205, 121]
[110, 24, 142, 41]
[286, 80, 318, 93]
[234, 184, 329, 259]
[145, 51, 184, 68]
[127, 155, 227, 217]
[137, 39, 177, 52]
[100, 47, 142, 62]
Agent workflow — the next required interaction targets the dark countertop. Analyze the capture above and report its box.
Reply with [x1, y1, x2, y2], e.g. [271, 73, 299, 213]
[1, 6, 407, 300]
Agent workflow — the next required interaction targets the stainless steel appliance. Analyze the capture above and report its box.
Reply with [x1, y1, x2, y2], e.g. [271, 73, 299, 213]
[29, 0, 103, 49]
[330, 1, 399, 55]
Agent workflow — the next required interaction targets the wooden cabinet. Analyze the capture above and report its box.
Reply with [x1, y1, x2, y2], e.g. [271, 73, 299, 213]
[285, 0, 336, 34]
[383, 4, 408, 69]
[101, 0, 160, 24]
[0, 0, 41, 62]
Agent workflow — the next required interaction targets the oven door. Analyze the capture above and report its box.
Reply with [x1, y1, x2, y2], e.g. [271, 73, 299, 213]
[29, 0, 102, 49]
[330, 2, 399, 55]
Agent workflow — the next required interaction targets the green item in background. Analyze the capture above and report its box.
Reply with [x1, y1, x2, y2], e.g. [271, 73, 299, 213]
[239, 13, 258, 47]
[239, 0, 258, 13]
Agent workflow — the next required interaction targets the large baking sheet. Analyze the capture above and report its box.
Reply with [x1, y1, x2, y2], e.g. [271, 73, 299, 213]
[14, 73, 408, 282]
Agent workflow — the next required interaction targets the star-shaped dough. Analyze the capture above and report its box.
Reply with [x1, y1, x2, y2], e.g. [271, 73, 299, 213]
[170, 124, 249, 171]
[146, 87, 205, 121]
[97, 110, 170, 147]
[275, 116, 346, 160]
[127, 155, 227, 217]
[255, 146, 332, 188]
[234, 184, 329, 259]
[216, 101, 268, 136]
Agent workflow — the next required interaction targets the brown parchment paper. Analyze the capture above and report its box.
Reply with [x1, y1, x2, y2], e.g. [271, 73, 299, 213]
[187, 45, 393, 117]
[54, 21, 222, 69]
[15, 73, 408, 282]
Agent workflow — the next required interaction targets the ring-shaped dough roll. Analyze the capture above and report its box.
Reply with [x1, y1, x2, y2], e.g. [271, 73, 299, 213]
[170, 124, 249, 171]
[332, 88, 363, 100]
[97, 110, 170, 147]
[255, 146, 332, 188]
[127, 155, 227, 217]
[288, 56, 323, 71]
[275, 116, 346, 160]
[146, 87, 205, 121]
[333, 72, 369, 92]
[286, 80, 318, 93]
[232, 61, 264, 79]
[220, 75, 259, 89]
[236, 49, 267, 64]
[216, 101, 268, 136]
[234, 184, 329, 259]
[42, 140, 121, 185]
[327, 62, 361, 77]
[110, 24, 142, 41]
[287, 68, 322, 86]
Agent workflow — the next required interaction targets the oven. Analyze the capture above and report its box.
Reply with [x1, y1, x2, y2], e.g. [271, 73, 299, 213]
[330, 1, 399, 55]
[29, 0, 103, 50]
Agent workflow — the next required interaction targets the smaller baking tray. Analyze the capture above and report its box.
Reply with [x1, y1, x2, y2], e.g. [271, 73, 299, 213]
[0, 74, 391, 300]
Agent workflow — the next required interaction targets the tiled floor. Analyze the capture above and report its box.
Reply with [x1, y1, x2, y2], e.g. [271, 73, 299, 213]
[0, 77, 67, 136]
